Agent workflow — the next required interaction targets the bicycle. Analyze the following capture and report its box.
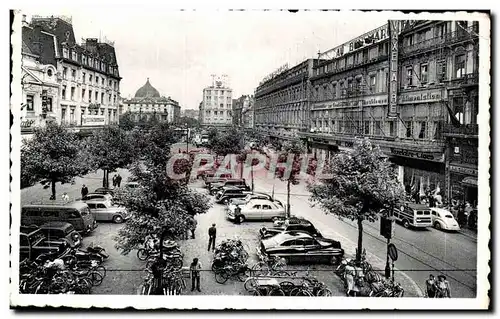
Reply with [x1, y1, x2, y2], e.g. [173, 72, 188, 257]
[251, 252, 288, 277]
[215, 263, 250, 284]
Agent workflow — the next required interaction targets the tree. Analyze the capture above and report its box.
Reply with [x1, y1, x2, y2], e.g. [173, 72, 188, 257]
[176, 116, 200, 128]
[114, 161, 211, 255]
[21, 123, 91, 198]
[85, 125, 133, 188]
[118, 112, 137, 131]
[275, 140, 306, 218]
[307, 139, 405, 262]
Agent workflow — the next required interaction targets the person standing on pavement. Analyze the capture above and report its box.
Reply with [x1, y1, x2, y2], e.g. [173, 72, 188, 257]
[208, 224, 216, 251]
[61, 192, 69, 202]
[112, 174, 118, 187]
[190, 258, 202, 292]
[116, 174, 122, 188]
[81, 185, 89, 198]
[425, 274, 437, 298]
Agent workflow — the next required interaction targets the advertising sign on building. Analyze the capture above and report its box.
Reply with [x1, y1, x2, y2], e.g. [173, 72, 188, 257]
[82, 115, 105, 126]
[388, 20, 399, 118]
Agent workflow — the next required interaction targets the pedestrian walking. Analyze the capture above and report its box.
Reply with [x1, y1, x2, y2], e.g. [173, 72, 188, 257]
[208, 224, 216, 251]
[190, 258, 202, 292]
[81, 184, 89, 197]
[457, 208, 466, 228]
[436, 275, 451, 298]
[112, 174, 118, 187]
[116, 174, 122, 188]
[425, 274, 437, 298]
[191, 218, 197, 239]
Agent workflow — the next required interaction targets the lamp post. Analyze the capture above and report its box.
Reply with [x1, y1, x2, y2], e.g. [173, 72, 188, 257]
[185, 123, 189, 153]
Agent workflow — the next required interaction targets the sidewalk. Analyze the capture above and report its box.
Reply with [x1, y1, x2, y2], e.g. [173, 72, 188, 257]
[21, 168, 132, 205]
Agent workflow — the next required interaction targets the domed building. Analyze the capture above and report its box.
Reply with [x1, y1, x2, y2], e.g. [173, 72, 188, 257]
[122, 78, 180, 123]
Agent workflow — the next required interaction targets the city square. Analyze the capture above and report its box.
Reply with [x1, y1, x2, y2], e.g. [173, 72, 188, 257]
[12, 10, 489, 309]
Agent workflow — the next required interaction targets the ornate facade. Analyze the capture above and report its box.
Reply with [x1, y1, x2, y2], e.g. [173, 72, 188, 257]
[200, 75, 233, 127]
[21, 15, 122, 136]
[122, 78, 181, 123]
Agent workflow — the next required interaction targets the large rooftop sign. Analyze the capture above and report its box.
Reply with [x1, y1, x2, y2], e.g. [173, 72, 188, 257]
[319, 24, 389, 60]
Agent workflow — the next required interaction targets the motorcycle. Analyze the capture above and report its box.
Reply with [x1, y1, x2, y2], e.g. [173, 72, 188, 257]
[86, 244, 109, 260]
[62, 247, 104, 267]
[137, 240, 181, 261]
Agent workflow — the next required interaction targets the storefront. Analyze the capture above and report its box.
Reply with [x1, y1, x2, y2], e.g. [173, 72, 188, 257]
[446, 138, 478, 206]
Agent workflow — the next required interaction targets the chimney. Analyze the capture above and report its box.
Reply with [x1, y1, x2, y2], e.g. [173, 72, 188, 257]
[22, 14, 27, 25]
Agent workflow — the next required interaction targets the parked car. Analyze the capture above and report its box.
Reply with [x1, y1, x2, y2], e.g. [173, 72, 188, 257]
[430, 207, 461, 231]
[81, 193, 113, 202]
[85, 199, 129, 223]
[94, 188, 115, 196]
[38, 222, 82, 248]
[204, 175, 232, 188]
[228, 192, 283, 208]
[259, 218, 323, 239]
[258, 231, 344, 265]
[210, 179, 250, 195]
[226, 199, 286, 223]
[21, 201, 97, 235]
[19, 226, 71, 262]
[215, 187, 253, 204]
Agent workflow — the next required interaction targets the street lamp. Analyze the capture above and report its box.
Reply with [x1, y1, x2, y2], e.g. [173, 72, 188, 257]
[185, 123, 189, 153]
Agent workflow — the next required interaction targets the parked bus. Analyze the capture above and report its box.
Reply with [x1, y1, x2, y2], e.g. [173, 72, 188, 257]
[385, 202, 433, 229]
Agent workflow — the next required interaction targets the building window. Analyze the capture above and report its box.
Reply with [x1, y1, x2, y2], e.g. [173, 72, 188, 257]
[82, 72, 86, 83]
[82, 89, 86, 100]
[113, 95, 116, 104]
[101, 93, 105, 104]
[70, 87, 75, 100]
[420, 63, 428, 84]
[71, 50, 77, 61]
[418, 121, 427, 139]
[46, 97, 53, 112]
[331, 84, 337, 99]
[406, 67, 413, 86]
[455, 54, 466, 78]
[72, 69, 76, 80]
[389, 121, 395, 136]
[89, 74, 93, 82]
[88, 90, 92, 103]
[63, 67, 68, 79]
[374, 121, 381, 135]
[82, 55, 87, 65]
[26, 95, 34, 111]
[369, 75, 376, 91]
[364, 121, 370, 135]
[88, 57, 93, 66]
[96, 76, 99, 85]
[405, 121, 413, 138]
[62, 85, 67, 100]
[95, 92, 98, 102]
[62, 48, 69, 58]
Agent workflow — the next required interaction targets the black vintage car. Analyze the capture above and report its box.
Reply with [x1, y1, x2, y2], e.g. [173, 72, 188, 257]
[39, 222, 82, 248]
[259, 231, 344, 265]
[259, 218, 323, 239]
[215, 187, 253, 204]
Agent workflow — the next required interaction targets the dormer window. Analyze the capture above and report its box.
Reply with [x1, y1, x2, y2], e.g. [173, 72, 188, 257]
[71, 50, 77, 61]
[62, 47, 69, 58]
[82, 55, 87, 65]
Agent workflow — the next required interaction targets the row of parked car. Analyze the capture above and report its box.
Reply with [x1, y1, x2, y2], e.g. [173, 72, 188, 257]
[19, 185, 138, 262]
[203, 175, 345, 265]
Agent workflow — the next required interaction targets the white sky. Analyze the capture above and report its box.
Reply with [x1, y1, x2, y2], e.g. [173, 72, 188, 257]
[24, 10, 390, 109]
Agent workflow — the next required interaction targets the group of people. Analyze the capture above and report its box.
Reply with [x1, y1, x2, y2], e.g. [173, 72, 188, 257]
[112, 174, 123, 188]
[455, 201, 478, 230]
[425, 274, 452, 298]
[143, 223, 217, 292]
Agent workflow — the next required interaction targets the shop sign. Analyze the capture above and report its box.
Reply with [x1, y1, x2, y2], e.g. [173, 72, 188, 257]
[390, 148, 436, 161]
[449, 164, 478, 176]
[388, 20, 399, 118]
[319, 24, 388, 60]
[398, 89, 443, 104]
[312, 95, 387, 110]
[21, 119, 35, 128]
[82, 115, 105, 126]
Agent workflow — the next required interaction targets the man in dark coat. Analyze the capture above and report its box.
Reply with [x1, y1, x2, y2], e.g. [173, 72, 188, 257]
[115, 174, 122, 187]
[208, 224, 216, 251]
[81, 184, 89, 197]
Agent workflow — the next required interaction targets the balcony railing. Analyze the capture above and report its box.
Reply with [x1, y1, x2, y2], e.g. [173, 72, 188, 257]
[400, 26, 478, 57]
[442, 123, 478, 137]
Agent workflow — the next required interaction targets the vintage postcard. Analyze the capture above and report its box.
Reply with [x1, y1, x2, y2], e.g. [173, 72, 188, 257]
[9, 8, 490, 310]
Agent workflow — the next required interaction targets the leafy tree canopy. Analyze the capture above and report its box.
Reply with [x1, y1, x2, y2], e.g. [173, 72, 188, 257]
[85, 125, 133, 172]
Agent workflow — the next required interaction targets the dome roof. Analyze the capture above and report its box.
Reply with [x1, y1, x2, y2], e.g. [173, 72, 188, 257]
[134, 78, 161, 98]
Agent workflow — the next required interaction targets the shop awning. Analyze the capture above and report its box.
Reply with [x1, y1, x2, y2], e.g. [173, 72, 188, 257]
[461, 177, 478, 187]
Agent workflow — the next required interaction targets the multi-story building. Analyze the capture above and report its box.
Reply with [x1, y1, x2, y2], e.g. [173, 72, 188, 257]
[200, 75, 233, 128]
[181, 109, 199, 121]
[300, 20, 479, 204]
[232, 95, 253, 127]
[21, 15, 122, 136]
[254, 59, 319, 141]
[122, 78, 181, 123]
